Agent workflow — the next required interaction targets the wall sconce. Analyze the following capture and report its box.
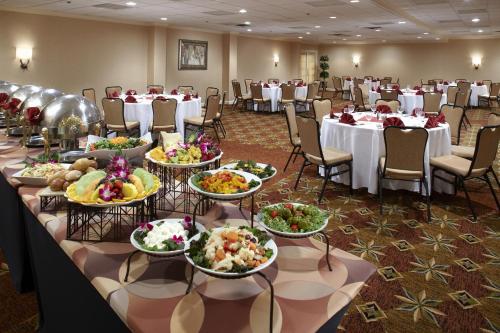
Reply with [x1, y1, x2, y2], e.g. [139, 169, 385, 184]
[472, 55, 481, 70]
[16, 47, 32, 70]
[273, 54, 279, 67]
[353, 55, 360, 68]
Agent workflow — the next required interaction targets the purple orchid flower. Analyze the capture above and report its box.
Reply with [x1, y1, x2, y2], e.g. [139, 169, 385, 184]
[113, 168, 129, 179]
[138, 222, 153, 232]
[182, 216, 192, 230]
[99, 183, 116, 202]
[112, 155, 128, 169]
[172, 235, 184, 244]
[166, 149, 177, 158]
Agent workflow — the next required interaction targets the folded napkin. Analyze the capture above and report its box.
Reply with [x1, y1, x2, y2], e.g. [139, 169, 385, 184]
[415, 90, 424, 96]
[149, 88, 158, 94]
[26, 107, 42, 125]
[376, 78, 380, 81]
[376, 104, 392, 114]
[110, 91, 120, 98]
[287, 80, 292, 84]
[397, 89, 403, 95]
[155, 96, 167, 101]
[476, 81, 483, 86]
[436, 113, 446, 123]
[263, 83, 270, 88]
[412, 108, 423, 117]
[125, 95, 137, 103]
[296, 82, 304, 87]
[425, 116, 440, 129]
[182, 94, 192, 101]
[383, 117, 405, 128]
[439, 80, 443, 84]
[433, 88, 444, 94]
[339, 113, 356, 125]
[372, 79, 377, 82]
[413, 85, 421, 90]
[345, 77, 351, 81]
[273, 80, 279, 84]
[126, 89, 137, 96]
[376, 86, 382, 93]
[170, 89, 178, 95]
[443, 81, 449, 85]
[193, 93, 199, 99]
[0, 92, 8, 104]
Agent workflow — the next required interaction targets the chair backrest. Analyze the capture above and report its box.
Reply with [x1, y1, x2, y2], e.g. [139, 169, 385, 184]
[423, 92, 442, 113]
[490, 82, 500, 97]
[306, 83, 318, 99]
[296, 116, 323, 162]
[218, 91, 227, 117]
[147, 85, 164, 94]
[376, 99, 400, 113]
[421, 84, 435, 92]
[82, 88, 96, 105]
[268, 79, 279, 84]
[359, 83, 369, 98]
[105, 86, 122, 98]
[312, 99, 332, 126]
[178, 86, 194, 95]
[380, 78, 391, 86]
[333, 77, 342, 90]
[285, 104, 299, 146]
[353, 87, 365, 108]
[383, 127, 428, 176]
[203, 94, 221, 122]
[487, 112, 500, 126]
[483, 80, 492, 91]
[250, 83, 263, 100]
[384, 76, 392, 81]
[469, 125, 500, 176]
[206, 87, 219, 101]
[356, 78, 365, 85]
[454, 89, 471, 108]
[102, 98, 125, 128]
[427, 80, 437, 85]
[281, 83, 296, 100]
[440, 105, 464, 145]
[232, 81, 243, 98]
[380, 89, 397, 100]
[244, 79, 253, 93]
[457, 81, 471, 92]
[152, 98, 177, 130]
[364, 75, 373, 80]
[446, 86, 459, 104]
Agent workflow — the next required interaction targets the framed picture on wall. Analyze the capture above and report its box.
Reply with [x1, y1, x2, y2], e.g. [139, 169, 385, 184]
[178, 39, 208, 70]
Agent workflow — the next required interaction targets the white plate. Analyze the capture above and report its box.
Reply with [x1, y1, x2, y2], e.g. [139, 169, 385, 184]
[130, 219, 205, 257]
[188, 169, 262, 200]
[220, 162, 277, 182]
[12, 164, 71, 186]
[145, 151, 223, 169]
[184, 227, 278, 278]
[257, 203, 329, 239]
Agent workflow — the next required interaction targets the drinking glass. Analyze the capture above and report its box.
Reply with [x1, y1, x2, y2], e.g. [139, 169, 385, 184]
[348, 105, 355, 113]
[370, 104, 376, 113]
[397, 107, 404, 115]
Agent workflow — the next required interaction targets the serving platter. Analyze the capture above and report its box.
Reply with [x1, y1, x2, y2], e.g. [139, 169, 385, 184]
[188, 169, 262, 200]
[220, 162, 277, 182]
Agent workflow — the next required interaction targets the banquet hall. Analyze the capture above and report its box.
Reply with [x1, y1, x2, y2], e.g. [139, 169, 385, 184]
[0, 0, 499, 332]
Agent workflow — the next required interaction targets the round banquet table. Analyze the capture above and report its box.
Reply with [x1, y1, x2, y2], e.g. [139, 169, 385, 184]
[320, 113, 453, 194]
[255, 85, 308, 111]
[368, 90, 447, 113]
[121, 94, 202, 137]
[347, 79, 380, 92]
[437, 83, 488, 106]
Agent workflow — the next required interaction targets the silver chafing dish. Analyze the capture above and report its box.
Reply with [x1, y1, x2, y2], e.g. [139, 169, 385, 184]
[0, 83, 20, 126]
[0, 80, 10, 85]
[6, 85, 43, 136]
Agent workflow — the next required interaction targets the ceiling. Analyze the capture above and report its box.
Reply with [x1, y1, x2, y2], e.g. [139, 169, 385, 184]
[1, 0, 500, 44]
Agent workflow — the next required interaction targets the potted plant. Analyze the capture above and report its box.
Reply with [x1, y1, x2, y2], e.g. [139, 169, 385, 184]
[319, 55, 330, 89]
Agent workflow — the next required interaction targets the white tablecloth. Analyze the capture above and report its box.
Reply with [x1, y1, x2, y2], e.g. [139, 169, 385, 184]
[320, 113, 453, 194]
[437, 83, 488, 106]
[254, 85, 308, 111]
[368, 90, 447, 113]
[348, 79, 380, 91]
[121, 94, 202, 137]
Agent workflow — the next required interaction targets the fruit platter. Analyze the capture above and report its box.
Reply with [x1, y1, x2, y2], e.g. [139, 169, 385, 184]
[221, 160, 277, 181]
[12, 162, 70, 186]
[257, 203, 330, 238]
[85, 133, 152, 160]
[146, 132, 222, 168]
[188, 169, 262, 200]
[130, 216, 205, 256]
[185, 225, 277, 277]
[65, 155, 160, 207]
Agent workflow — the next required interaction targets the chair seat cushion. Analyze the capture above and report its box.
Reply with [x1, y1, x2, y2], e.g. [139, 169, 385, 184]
[281, 99, 295, 103]
[242, 94, 252, 99]
[107, 121, 139, 131]
[451, 145, 474, 159]
[184, 117, 212, 126]
[253, 98, 270, 102]
[379, 157, 423, 180]
[430, 154, 485, 177]
[150, 124, 175, 132]
[306, 147, 352, 165]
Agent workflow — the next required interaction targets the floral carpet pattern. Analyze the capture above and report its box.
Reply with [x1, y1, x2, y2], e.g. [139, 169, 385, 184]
[0, 100, 499, 333]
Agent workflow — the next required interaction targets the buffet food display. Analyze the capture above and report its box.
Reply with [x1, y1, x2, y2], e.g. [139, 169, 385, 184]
[221, 160, 276, 181]
[189, 169, 261, 199]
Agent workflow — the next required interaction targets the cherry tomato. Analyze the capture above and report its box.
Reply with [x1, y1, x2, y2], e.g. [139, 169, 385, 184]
[284, 203, 294, 210]
[271, 210, 279, 218]
[291, 224, 298, 231]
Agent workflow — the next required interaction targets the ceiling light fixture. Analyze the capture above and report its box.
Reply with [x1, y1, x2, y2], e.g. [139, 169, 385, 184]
[478, 29, 483, 33]
[398, 21, 406, 24]
[417, 36, 422, 39]
[356, 34, 361, 37]
[314, 25, 321, 28]
[350, 0, 360, 3]
[375, 29, 381, 32]
[382, 40, 386, 42]
[435, 37, 440, 40]
[239, 9, 247, 13]
[342, 38, 347, 40]
[125, 1, 136, 6]
[244, 21, 251, 25]
[329, 16, 337, 19]
[471, 18, 480, 22]
[160, 17, 167, 21]
[306, 32, 311, 35]
[298, 36, 303, 39]
[423, 32, 429, 35]
[247, 29, 252, 32]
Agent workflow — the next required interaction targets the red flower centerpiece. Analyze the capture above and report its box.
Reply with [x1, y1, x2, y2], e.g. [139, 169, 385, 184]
[0, 93, 9, 104]
[148, 88, 158, 94]
[376, 104, 392, 114]
[155, 96, 167, 101]
[125, 95, 137, 103]
[170, 89, 178, 95]
[126, 89, 137, 96]
[182, 94, 192, 101]
[26, 107, 43, 125]
[263, 83, 270, 88]
[2, 98, 22, 115]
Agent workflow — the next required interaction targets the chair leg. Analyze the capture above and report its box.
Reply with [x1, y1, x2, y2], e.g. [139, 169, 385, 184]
[220, 120, 227, 137]
[293, 147, 301, 163]
[318, 166, 331, 203]
[423, 177, 431, 222]
[348, 161, 353, 195]
[489, 167, 500, 188]
[284, 146, 297, 172]
[461, 178, 477, 221]
[211, 124, 220, 143]
[294, 158, 307, 190]
[484, 173, 500, 210]
[378, 168, 383, 215]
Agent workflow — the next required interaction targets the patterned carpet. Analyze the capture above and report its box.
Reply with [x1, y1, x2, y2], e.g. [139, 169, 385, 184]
[0, 99, 499, 333]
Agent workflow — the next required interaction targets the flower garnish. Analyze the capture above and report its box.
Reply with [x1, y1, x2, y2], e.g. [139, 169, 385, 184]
[99, 183, 116, 201]
[113, 168, 129, 179]
[166, 149, 177, 158]
[112, 155, 128, 169]
[172, 235, 184, 244]
[138, 222, 154, 232]
[182, 216, 192, 230]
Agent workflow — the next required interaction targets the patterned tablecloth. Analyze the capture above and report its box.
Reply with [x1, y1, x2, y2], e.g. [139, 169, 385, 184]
[0, 134, 376, 333]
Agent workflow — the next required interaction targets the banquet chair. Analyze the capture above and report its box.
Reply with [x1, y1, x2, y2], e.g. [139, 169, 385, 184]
[150, 98, 177, 136]
[380, 79, 391, 87]
[431, 125, 500, 220]
[184, 94, 221, 142]
[213, 91, 227, 138]
[293, 79, 303, 85]
[178, 85, 194, 95]
[441, 105, 465, 146]
[332, 76, 348, 100]
[279, 83, 296, 115]
[356, 78, 365, 85]
[353, 87, 370, 111]
[295, 82, 320, 112]
[483, 80, 492, 91]
[105, 86, 122, 98]
[478, 82, 500, 108]
[455, 89, 472, 128]
[284, 104, 301, 172]
[250, 83, 271, 112]
[421, 84, 435, 92]
[268, 79, 279, 84]
[244, 79, 253, 93]
[427, 80, 437, 86]
[294, 116, 353, 203]
[380, 89, 398, 101]
[82, 88, 97, 105]
[364, 76, 373, 80]
[359, 84, 369, 100]
[446, 86, 459, 105]
[423, 92, 442, 115]
[231, 80, 252, 111]
[101, 98, 139, 137]
[312, 99, 332, 127]
[384, 76, 392, 81]
[203, 87, 219, 111]
[147, 85, 164, 94]
[375, 99, 400, 113]
[378, 126, 430, 221]
[457, 81, 471, 92]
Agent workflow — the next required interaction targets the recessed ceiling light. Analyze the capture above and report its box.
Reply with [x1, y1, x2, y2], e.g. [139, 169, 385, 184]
[306, 32, 311, 35]
[160, 17, 167, 21]
[239, 9, 247, 13]
[125, 1, 136, 6]
[332, 41, 336, 43]
[329, 16, 337, 19]
[298, 36, 303, 39]
[423, 32, 429, 35]
[342, 38, 347, 40]
[435, 37, 440, 40]
[350, 0, 360, 2]
[375, 29, 381, 32]
[478, 29, 483, 33]
[314, 25, 321, 28]
[356, 34, 361, 37]
[244, 21, 251, 25]
[398, 21, 406, 24]
[382, 40, 386, 42]
[247, 29, 252, 32]
[471, 18, 480, 22]
[417, 36, 422, 39]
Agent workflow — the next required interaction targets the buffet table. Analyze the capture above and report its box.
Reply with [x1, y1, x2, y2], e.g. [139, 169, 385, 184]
[368, 90, 447, 113]
[320, 114, 453, 195]
[121, 94, 202, 137]
[0, 134, 376, 333]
